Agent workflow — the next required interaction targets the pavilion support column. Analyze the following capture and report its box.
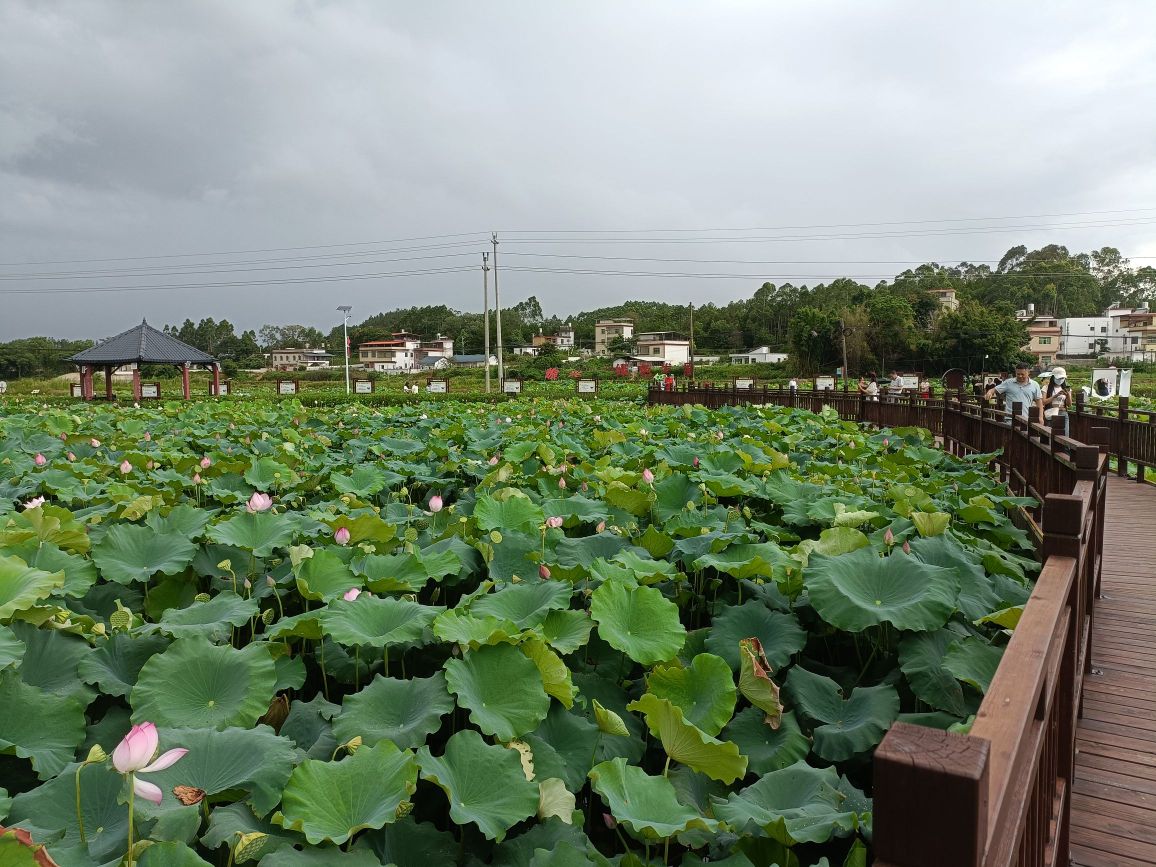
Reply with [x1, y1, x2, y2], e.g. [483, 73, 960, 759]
[212, 364, 221, 397]
[104, 366, 114, 400]
[181, 364, 190, 400]
[82, 366, 94, 401]
[132, 368, 142, 402]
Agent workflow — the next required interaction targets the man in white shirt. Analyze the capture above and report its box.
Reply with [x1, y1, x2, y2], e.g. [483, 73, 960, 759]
[985, 362, 1044, 424]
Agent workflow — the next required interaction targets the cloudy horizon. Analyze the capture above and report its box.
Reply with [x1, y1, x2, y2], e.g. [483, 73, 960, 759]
[2, 0, 1156, 342]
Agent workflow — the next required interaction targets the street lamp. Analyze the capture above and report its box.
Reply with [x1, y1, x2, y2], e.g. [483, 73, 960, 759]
[337, 306, 352, 395]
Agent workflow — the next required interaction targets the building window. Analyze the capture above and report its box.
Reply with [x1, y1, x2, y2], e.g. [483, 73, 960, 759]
[1101, 327, 1107, 333]
[1088, 342, 1095, 350]
[1038, 337, 1052, 345]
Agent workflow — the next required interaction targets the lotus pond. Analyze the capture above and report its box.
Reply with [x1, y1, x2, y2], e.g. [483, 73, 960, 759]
[0, 398, 1038, 866]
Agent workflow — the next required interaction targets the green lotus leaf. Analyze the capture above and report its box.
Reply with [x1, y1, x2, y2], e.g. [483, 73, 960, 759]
[0, 554, 66, 620]
[7, 760, 127, 862]
[274, 741, 419, 845]
[805, 548, 960, 633]
[355, 549, 460, 594]
[536, 778, 576, 825]
[590, 551, 679, 587]
[737, 637, 783, 727]
[138, 726, 297, 817]
[201, 803, 301, 863]
[417, 729, 540, 842]
[796, 526, 871, 564]
[332, 673, 454, 750]
[588, 757, 718, 840]
[911, 511, 951, 537]
[132, 636, 277, 730]
[209, 511, 296, 558]
[470, 580, 574, 629]
[475, 494, 546, 532]
[444, 643, 550, 741]
[264, 610, 324, 641]
[907, 534, 1002, 622]
[784, 666, 899, 761]
[319, 596, 441, 648]
[0, 669, 86, 778]
[144, 504, 213, 539]
[592, 700, 630, 737]
[590, 580, 685, 666]
[137, 841, 214, 866]
[693, 543, 793, 580]
[10, 624, 95, 707]
[943, 637, 1003, 694]
[626, 694, 747, 784]
[295, 550, 361, 602]
[705, 602, 806, 671]
[328, 512, 397, 547]
[645, 653, 736, 737]
[0, 625, 24, 670]
[976, 606, 1023, 630]
[91, 525, 197, 584]
[432, 609, 524, 647]
[364, 816, 459, 867]
[5, 541, 97, 598]
[329, 465, 392, 498]
[522, 638, 577, 708]
[540, 609, 594, 655]
[524, 705, 603, 792]
[722, 708, 810, 775]
[155, 591, 259, 640]
[710, 760, 867, 845]
[0, 506, 90, 554]
[603, 485, 652, 517]
[898, 630, 969, 715]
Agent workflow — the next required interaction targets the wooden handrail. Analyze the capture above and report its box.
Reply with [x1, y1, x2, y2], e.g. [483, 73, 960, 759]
[645, 383, 1109, 867]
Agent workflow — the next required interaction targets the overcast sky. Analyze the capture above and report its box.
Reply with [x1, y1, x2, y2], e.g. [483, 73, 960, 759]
[2, 0, 1156, 342]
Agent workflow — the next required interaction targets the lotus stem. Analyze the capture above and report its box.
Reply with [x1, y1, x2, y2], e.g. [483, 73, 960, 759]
[319, 639, 330, 701]
[126, 773, 135, 863]
[662, 756, 671, 778]
[355, 647, 360, 691]
[75, 764, 86, 844]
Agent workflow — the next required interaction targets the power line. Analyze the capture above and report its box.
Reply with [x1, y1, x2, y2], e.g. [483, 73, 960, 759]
[501, 266, 1141, 280]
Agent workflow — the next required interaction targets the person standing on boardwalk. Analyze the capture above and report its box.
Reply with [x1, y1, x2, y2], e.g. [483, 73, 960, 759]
[985, 361, 1044, 425]
[1042, 367, 1072, 436]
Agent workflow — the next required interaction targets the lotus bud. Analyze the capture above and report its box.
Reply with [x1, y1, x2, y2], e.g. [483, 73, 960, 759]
[193, 473, 201, 484]
[144, 432, 151, 441]
[580, 481, 588, 491]
[693, 456, 700, 468]
[59, 432, 67, 440]
[90, 438, 101, 447]
[343, 587, 362, 601]
[641, 468, 655, 484]
[119, 460, 132, 474]
[489, 455, 499, 465]
[546, 516, 564, 529]
[334, 527, 351, 546]
[884, 527, 895, 546]
[883, 438, 890, 447]
[429, 495, 443, 513]
[595, 521, 606, 533]
[902, 540, 911, 554]
[34, 453, 46, 466]
[539, 564, 551, 579]
[243, 578, 252, 591]
[558, 477, 567, 489]
[200, 456, 211, 469]
[68, 452, 76, 461]
[603, 813, 617, 830]
[266, 576, 276, 588]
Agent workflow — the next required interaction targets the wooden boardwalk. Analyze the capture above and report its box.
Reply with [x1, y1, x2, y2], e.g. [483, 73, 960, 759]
[1072, 476, 1156, 867]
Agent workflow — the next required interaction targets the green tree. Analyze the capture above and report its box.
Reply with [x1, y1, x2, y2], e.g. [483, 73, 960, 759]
[787, 307, 839, 374]
[930, 300, 1027, 372]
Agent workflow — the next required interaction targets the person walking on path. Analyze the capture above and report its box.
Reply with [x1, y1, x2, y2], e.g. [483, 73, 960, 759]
[1042, 367, 1072, 436]
[985, 362, 1044, 425]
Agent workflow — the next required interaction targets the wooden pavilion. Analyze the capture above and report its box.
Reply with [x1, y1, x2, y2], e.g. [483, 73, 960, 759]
[67, 320, 221, 401]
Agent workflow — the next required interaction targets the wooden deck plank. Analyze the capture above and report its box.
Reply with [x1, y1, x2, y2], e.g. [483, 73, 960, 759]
[1071, 475, 1156, 864]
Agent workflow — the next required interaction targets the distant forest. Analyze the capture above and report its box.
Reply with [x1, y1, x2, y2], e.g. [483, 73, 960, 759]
[3, 244, 1153, 378]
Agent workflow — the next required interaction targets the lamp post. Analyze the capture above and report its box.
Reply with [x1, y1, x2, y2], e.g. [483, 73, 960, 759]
[338, 306, 352, 394]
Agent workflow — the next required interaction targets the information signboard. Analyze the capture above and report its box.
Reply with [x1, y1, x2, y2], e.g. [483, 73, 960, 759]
[576, 378, 598, 395]
[427, 379, 448, 394]
[277, 380, 298, 396]
[734, 377, 755, 390]
[814, 375, 836, 391]
[354, 379, 373, 394]
[503, 379, 523, 394]
[140, 382, 160, 399]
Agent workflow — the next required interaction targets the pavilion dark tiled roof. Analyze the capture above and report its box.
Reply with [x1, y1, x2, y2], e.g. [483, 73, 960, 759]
[68, 320, 217, 366]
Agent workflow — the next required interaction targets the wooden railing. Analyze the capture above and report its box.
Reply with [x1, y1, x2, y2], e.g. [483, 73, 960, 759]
[646, 384, 1110, 867]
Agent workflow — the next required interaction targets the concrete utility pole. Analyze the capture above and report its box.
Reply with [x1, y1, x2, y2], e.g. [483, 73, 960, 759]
[839, 318, 849, 388]
[482, 252, 491, 394]
[337, 305, 352, 394]
[492, 232, 504, 384]
[688, 302, 695, 380]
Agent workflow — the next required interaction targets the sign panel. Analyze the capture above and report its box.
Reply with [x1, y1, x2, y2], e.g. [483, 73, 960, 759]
[503, 379, 523, 394]
[210, 381, 230, 396]
[70, 382, 83, 398]
[427, 379, 448, 394]
[734, 377, 755, 390]
[1119, 369, 1133, 398]
[814, 375, 836, 391]
[354, 379, 373, 394]
[899, 374, 920, 390]
[140, 383, 160, 399]
[278, 380, 298, 395]
[1091, 368, 1117, 399]
[576, 378, 598, 395]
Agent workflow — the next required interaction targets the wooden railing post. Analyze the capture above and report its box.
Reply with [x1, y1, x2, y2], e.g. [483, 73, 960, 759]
[874, 724, 989, 867]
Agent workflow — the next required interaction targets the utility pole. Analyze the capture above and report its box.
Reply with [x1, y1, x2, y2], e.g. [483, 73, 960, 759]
[482, 252, 491, 394]
[337, 305, 352, 394]
[492, 232, 504, 384]
[839, 318, 849, 388]
[688, 302, 695, 380]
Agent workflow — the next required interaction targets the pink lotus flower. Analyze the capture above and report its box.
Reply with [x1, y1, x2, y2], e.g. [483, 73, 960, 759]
[693, 456, 700, 468]
[539, 564, 551, 579]
[558, 478, 567, 489]
[884, 527, 895, 546]
[119, 460, 132, 474]
[641, 468, 655, 484]
[429, 495, 444, 513]
[67, 452, 76, 461]
[90, 438, 101, 448]
[34, 454, 46, 466]
[247, 492, 273, 513]
[144, 432, 151, 442]
[883, 438, 890, 448]
[596, 521, 606, 533]
[193, 473, 201, 485]
[902, 540, 911, 554]
[343, 587, 362, 601]
[22, 496, 45, 510]
[111, 722, 187, 805]
[334, 527, 351, 546]
[546, 516, 564, 529]
[59, 432, 67, 441]
[489, 456, 499, 466]
[200, 456, 211, 469]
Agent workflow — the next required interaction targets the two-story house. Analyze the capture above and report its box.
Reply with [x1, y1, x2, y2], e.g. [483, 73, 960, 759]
[594, 319, 635, 355]
[357, 333, 422, 372]
[532, 323, 576, 351]
[634, 332, 691, 365]
[269, 348, 332, 370]
[1016, 306, 1061, 367]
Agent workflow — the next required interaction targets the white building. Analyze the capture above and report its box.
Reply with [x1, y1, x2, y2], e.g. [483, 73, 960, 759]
[634, 332, 691, 365]
[1059, 306, 1143, 358]
[594, 319, 635, 355]
[730, 346, 789, 365]
[357, 333, 455, 373]
[269, 348, 332, 370]
[533, 323, 575, 350]
[927, 288, 960, 313]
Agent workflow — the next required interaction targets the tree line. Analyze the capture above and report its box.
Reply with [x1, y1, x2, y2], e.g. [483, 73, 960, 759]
[3, 243, 1152, 379]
